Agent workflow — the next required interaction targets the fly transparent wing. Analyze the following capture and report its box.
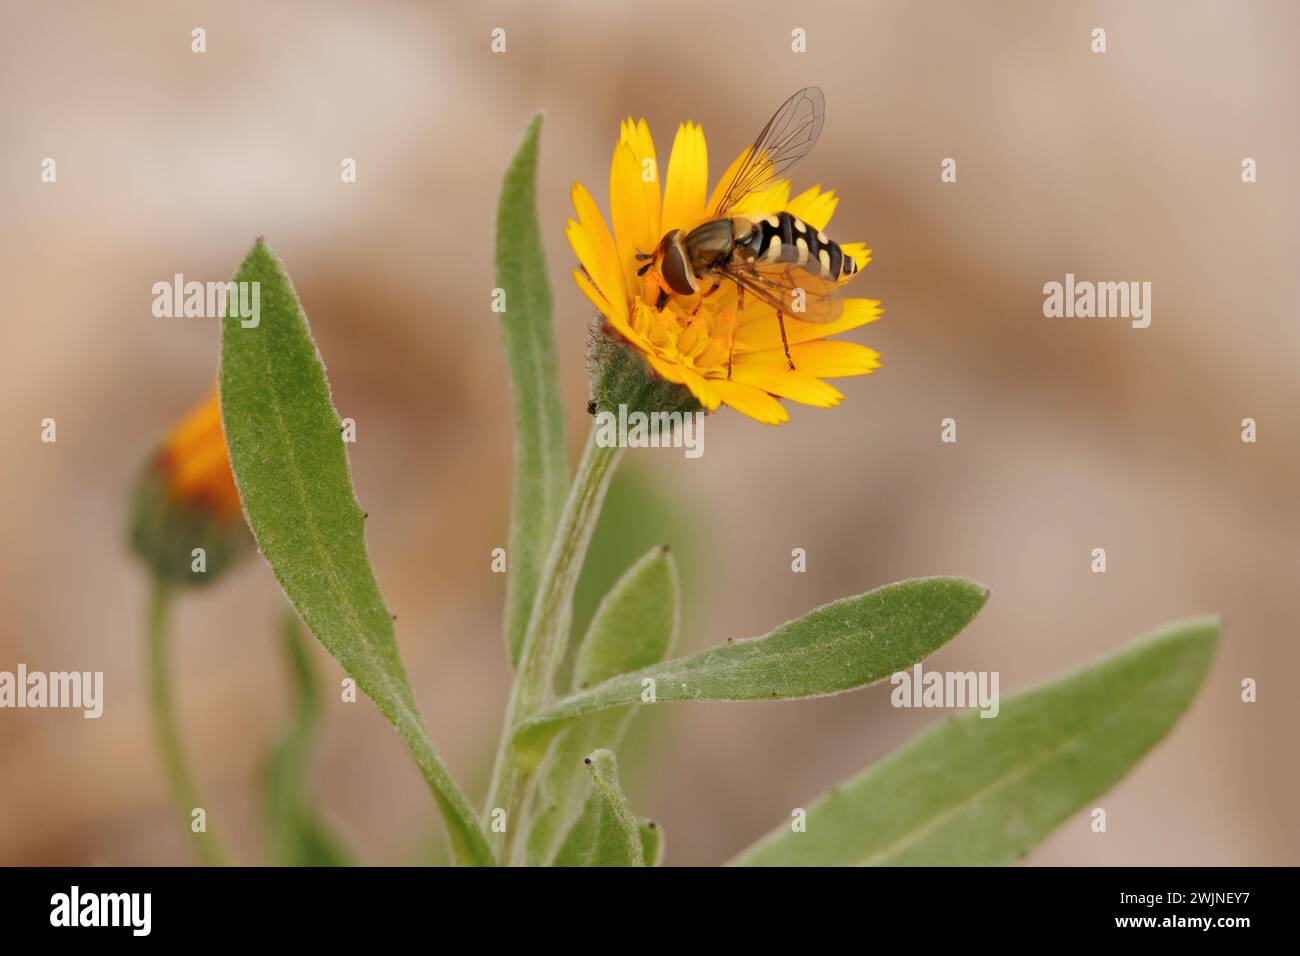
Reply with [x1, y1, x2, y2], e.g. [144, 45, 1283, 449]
[719, 260, 844, 323]
[713, 87, 825, 217]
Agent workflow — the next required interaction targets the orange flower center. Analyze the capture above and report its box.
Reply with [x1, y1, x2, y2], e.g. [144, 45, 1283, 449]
[627, 277, 740, 380]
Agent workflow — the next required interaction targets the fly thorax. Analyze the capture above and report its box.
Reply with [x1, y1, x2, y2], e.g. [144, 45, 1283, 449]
[681, 219, 735, 274]
[729, 218, 762, 262]
[730, 217, 757, 243]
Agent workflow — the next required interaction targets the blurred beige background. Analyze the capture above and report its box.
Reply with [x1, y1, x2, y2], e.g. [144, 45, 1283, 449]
[1, 0, 1297, 865]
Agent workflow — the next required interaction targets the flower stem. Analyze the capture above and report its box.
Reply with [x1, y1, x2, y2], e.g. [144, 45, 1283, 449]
[485, 425, 624, 863]
[145, 579, 231, 866]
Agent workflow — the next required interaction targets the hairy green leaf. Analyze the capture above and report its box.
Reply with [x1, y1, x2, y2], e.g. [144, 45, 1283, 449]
[527, 546, 679, 864]
[497, 114, 568, 668]
[515, 576, 989, 766]
[219, 239, 493, 866]
[730, 616, 1219, 866]
[570, 463, 702, 658]
[264, 609, 352, 866]
[552, 750, 644, 867]
[574, 545, 680, 689]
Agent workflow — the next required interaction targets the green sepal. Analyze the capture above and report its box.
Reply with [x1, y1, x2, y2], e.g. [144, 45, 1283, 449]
[587, 320, 704, 421]
[129, 465, 249, 586]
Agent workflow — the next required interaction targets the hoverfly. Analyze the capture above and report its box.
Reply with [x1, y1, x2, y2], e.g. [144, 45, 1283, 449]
[634, 87, 856, 375]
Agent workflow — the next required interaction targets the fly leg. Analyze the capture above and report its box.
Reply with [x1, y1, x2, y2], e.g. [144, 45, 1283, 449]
[777, 310, 795, 370]
[728, 284, 746, 379]
[689, 281, 721, 317]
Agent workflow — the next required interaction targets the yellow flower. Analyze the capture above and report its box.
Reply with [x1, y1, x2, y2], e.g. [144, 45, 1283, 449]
[567, 117, 883, 425]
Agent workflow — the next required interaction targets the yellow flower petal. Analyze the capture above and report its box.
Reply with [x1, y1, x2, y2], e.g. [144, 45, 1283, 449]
[733, 298, 883, 354]
[568, 181, 626, 309]
[682, 371, 722, 411]
[566, 221, 625, 322]
[643, 352, 717, 408]
[643, 350, 689, 384]
[709, 378, 790, 425]
[570, 267, 609, 313]
[786, 185, 839, 230]
[621, 117, 658, 174]
[742, 340, 883, 378]
[573, 269, 640, 345]
[727, 362, 845, 408]
[610, 123, 660, 290]
[661, 122, 708, 236]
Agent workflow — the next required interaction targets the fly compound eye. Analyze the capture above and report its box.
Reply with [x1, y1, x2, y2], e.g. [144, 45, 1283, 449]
[660, 242, 699, 296]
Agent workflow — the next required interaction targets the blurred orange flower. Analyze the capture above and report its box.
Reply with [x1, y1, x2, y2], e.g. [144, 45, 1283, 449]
[155, 389, 242, 520]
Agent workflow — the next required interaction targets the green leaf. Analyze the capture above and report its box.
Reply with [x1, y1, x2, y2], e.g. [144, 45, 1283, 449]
[497, 114, 568, 668]
[730, 616, 1220, 866]
[574, 544, 680, 689]
[570, 463, 702, 661]
[526, 546, 679, 864]
[219, 239, 493, 867]
[514, 576, 990, 767]
[264, 609, 353, 866]
[552, 750, 644, 867]
[638, 819, 665, 867]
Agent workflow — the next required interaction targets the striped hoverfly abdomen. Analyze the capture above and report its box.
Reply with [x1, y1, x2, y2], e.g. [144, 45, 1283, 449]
[732, 212, 857, 282]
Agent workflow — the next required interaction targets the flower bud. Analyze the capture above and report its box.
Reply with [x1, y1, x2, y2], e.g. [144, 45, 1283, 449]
[130, 390, 250, 585]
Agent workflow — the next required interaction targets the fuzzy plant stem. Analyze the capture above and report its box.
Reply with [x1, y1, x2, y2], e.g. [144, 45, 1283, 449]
[146, 580, 231, 866]
[485, 425, 624, 863]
